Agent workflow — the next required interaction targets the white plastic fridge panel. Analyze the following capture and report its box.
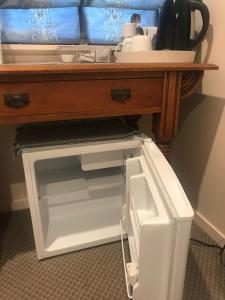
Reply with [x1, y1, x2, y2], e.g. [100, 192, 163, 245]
[35, 156, 79, 179]
[130, 175, 158, 225]
[81, 150, 124, 171]
[38, 198, 49, 246]
[141, 140, 194, 220]
[38, 168, 123, 206]
[141, 140, 194, 300]
[48, 187, 123, 221]
[45, 193, 123, 255]
[22, 155, 47, 260]
[129, 204, 140, 260]
[22, 138, 142, 160]
[133, 225, 174, 300]
[126, 156, 171, 230]
[167, 220, 192, 300]
[124, 139, 194, 300]
[125, 156, 175, 300]
[125, 158, 144, 233]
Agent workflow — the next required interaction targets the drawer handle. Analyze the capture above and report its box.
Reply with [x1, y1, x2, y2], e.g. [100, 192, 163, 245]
[4, 93, 30, 109]
[111, 89, 131, 102]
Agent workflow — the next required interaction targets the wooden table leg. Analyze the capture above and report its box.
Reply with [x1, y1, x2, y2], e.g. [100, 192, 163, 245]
[155, 141, 173, 159]
[152, 71, 182, 159]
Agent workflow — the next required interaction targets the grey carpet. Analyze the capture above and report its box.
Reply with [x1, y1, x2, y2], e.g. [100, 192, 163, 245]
[0, 210, 225, 300]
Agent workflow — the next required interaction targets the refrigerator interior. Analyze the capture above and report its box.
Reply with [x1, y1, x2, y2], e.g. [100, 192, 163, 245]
[33, 147, 140, 255]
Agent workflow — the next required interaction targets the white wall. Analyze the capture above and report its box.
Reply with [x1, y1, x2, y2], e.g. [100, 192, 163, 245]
[172, 0, 225, 245]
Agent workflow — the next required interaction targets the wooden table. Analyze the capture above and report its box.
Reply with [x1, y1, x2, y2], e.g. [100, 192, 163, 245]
[0, 63, 218, 157]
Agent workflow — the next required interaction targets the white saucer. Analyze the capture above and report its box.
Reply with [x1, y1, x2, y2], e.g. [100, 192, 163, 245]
[115, 50, 196, 63]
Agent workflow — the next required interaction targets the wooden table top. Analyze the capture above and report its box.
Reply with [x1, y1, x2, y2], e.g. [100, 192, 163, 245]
[0, 63, 218, 75]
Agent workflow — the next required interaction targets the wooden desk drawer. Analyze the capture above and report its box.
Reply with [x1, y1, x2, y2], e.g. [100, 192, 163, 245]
[0, 78, 163, 119]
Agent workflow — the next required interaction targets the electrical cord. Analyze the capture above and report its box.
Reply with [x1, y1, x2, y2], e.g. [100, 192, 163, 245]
[191, 238, 225, 267]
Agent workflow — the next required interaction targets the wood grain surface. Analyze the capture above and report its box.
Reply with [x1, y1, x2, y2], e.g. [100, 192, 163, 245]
[0, 63, 218, 75]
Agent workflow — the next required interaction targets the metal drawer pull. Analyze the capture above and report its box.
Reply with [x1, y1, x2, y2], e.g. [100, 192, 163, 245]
[4, 93, 30, 109]
[111, 89, 131, 102]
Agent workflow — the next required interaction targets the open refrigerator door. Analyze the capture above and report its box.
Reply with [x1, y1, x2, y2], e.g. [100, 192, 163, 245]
[123, 139, 194, 300]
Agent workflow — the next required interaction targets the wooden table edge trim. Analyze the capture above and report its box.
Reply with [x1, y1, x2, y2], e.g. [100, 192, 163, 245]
[0, 107, 162, 125]
[0, 63, 218, 75]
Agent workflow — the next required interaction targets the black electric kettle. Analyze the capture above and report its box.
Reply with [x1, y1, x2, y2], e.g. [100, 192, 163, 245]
[156, 0, 210, 50]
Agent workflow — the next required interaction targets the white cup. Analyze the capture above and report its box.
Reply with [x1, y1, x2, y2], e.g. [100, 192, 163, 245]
[129, 35, 152, 52]
[122, 23, 137, 38]
[115, 37, 133, 53]
[115, 36, 152, 53]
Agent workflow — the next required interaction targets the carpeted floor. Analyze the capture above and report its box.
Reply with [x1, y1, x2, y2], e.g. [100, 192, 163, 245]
[0, 210, 225, 300]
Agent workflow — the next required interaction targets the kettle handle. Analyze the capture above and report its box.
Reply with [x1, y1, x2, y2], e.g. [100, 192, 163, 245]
[189, 1, 210, 49]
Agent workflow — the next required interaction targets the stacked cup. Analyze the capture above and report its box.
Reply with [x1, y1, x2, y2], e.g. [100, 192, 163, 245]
[116, 23, 155, 53]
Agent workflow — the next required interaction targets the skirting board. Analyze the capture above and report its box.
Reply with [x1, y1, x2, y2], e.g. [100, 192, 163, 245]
[10, 182, 29, 211]
[0, 182, 29, 213]
[0, 197, 28, 213]
[11, 197, 29, 211]
[194, 211, 225, 247]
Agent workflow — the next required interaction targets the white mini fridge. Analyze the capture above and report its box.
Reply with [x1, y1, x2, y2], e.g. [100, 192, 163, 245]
[21, 136, 194, 300]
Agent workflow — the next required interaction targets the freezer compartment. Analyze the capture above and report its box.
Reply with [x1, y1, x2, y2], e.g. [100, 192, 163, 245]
[33, 155, 125, 258]
[80, 150, 124, 171]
